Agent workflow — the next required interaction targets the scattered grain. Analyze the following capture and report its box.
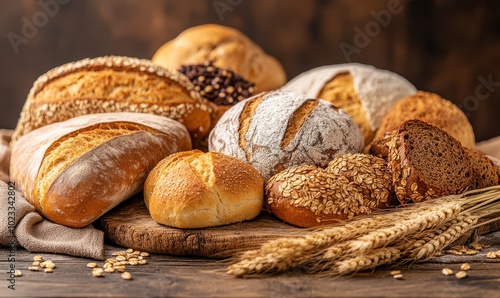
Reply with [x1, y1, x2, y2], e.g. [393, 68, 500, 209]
[86, 263, 98, 268]
[442, 268, 454, 276]
[121, 272, 133, 280]
[455, 271, 467, 279]
[28, 266, 39, 271]
[14, 270, 22, 277]
[460, 263, 470, 271]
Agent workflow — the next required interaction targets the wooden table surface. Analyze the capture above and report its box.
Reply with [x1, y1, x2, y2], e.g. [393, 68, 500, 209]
[2, 232, 500, 298]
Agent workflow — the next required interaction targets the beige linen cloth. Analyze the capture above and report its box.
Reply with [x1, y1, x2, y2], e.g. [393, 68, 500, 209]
[0, 130, 104, 260]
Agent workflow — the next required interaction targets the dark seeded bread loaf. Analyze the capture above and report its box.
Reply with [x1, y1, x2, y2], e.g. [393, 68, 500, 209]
[388, 120, 472, 204]
[465, 148, 499, 189]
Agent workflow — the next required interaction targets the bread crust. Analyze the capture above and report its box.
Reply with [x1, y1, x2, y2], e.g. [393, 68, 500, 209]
[374, 91, 475, 149]
[152, 24, 286, 93]
[209, 90, 364, 181]
[388, 120, 472, 204]
[12, 56, 213, 143]
[10, 113, 191, 228]
[265, 154, 395, 228]
[144, 150, 264, 229]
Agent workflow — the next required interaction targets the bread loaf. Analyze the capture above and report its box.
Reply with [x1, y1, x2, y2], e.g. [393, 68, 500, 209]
[12, 56, 213, 143]
[388, 120, 472, 204]
[465, 148, 499, 189]
[152, 24, 286, 93]
[374, 91, 475, 149]
[208, 90, 364, 181]
[10, 113, 191, 228]
[144, 150, 264, 228]
[283, 64, 416, 145]
[0, 130, 11, 182]
[265, 154, 396, 227]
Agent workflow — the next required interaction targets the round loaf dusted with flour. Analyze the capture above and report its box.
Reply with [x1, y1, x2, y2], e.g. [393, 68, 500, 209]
[283, 63, 416, 145]
[12, 56, 213, 143]
[265, 154, 396, 227]
[208, 90, 364, 181]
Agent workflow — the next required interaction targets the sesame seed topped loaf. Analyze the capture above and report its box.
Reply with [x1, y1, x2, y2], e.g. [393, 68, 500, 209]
[283, 63, 416, 145]
[152, 24, 286, 93]
[10, 112, 191, 228]
[464, 148, 499, 189]
[208, 90, 364, 181]
[373, 91, 475, 149]
[265, 154, 396, 227]
[12, 56, 213, 143]
[388, 120, 472, 205]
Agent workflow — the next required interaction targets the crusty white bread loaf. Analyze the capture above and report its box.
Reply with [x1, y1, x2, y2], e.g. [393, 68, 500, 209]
[152, 24, 286, 93]
[283, 63, 416, 145]
[10, 113, 191, 228]
[208, 90, 364, 181]
[12, 56, 213, 143]
[265, 154, 396, 227]
[144, 150, 264, 228]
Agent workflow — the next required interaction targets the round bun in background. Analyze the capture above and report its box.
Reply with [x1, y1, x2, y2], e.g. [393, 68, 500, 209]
[208, 90, 364, 181]
[144, 150, 264, 229]
[283, 63, 416, 145]
[374, 91, 476, 149]
[152, 24, 286, 93]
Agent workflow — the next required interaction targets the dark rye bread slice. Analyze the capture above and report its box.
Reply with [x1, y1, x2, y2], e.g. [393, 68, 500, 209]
[388, 120, 472, 204]
[465, 148, 499, 189]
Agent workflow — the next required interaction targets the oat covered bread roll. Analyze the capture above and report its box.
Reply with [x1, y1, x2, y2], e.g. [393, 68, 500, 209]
[10, 113, 191, 228]
[12, 56, 213, 143]
[152, 24, 286, 93]
[144, 150, 264, 229]
[208, 90, 364, 181]
[388, 120, 472, 204]
[283, 63, 416, 145]
[374, 91, 475, 149]
[265, 154, 396, 227]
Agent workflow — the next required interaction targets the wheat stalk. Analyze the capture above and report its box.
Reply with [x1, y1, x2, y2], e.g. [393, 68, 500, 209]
[228, 187, 500, 277]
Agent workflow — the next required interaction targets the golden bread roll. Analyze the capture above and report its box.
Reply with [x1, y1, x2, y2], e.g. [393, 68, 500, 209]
[265, 154, 396, 227]
[152, 24, 286, 93]
[12, 56, 213, 143]
[10, 113, 191, 228]
[283, 63, 416, 145]
[209, 90, 364, 181]
[374, 91, 475, 149]
[144, 150, 264, 229]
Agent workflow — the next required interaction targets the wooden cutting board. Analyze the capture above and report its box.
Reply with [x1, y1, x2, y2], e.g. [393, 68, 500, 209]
[98, 194, 500, 259]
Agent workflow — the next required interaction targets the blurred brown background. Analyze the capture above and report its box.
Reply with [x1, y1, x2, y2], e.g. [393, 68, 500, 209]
[1, 0, 499, 141]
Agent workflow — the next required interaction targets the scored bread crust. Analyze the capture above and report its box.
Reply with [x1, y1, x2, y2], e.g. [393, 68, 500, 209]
[209, 90, 364, 181]
[144, 150, 264, 229]
[12, 55, 213, 143]
[10, 112, 191, 228]
[388, 120, 472, 204]
[152, 24, 286, 93]
[265, 154, 395, 227]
